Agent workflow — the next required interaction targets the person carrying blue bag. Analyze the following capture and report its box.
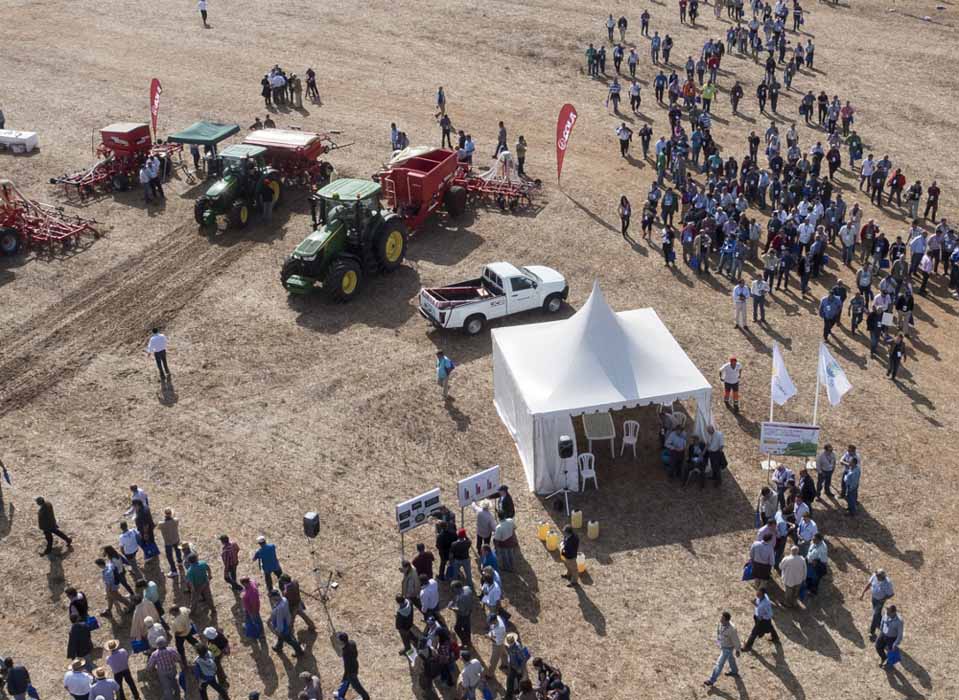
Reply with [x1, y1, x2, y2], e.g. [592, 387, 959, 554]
[875, 606, 904, 668]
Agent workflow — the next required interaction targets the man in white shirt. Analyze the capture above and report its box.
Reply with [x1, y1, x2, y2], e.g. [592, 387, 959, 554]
[124, 485, 149, 517]
[457, 650, 485, 700]
[719, 356, 743, 410]
[63, 660, 94, 700]
[118, 521, 143, 579]
[771, 463, 794, 508]
[860, 569, 894, 640]
[704, 425, 726, 484]
[732, 280, 750, 330]
[198, 0, 208, 27]
[815, 444, 836, 498]
[750, 276, 769, 323]
[780, 546, 807, 607]
[418, 576, 439, 618]
[147, 156, 165, 201]
[485, 613, 508, 679]
[138, 166, 152, 204]
[146, 328, 171, 381]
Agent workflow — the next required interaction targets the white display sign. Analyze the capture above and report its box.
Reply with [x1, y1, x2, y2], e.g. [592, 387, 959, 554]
[395, 488, 443, 534]
[759, 422, 821, 458]
[456, 465, 501, 508]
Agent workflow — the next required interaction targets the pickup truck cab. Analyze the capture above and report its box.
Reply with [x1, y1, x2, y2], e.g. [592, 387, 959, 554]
[419, 262, 569, 335]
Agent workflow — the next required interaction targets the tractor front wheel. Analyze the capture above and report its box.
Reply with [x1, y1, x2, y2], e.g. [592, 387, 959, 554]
[259, 176, 283, 208]
[0, 227, 21, 256]
[325, 258, 363, 302]
[228, 200, 250, 229]
[374, 218, 408, 273]
[444, 185, 468, 219]
[194, 199, 209, 226]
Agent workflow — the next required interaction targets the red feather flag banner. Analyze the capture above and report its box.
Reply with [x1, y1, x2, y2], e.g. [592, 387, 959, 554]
[149, 78, 163, 138]
[555, 103, 578, 184]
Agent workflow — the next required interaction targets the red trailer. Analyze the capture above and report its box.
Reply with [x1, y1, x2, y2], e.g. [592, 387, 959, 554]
[0, 179, 99, 256]
[374, 148, 541, 231]
[49, 122, 183, 201]
[242, 128, 345, 187]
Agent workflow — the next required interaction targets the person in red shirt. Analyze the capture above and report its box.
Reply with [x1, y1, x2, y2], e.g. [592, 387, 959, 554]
[411, 543, 435, 579]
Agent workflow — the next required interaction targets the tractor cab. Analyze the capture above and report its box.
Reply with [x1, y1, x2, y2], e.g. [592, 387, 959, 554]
[310, 178, 382, 231]
[217, 144, 267, 183]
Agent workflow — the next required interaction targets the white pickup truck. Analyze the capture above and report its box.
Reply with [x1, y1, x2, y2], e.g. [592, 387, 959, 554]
[418, 262, 569, 335]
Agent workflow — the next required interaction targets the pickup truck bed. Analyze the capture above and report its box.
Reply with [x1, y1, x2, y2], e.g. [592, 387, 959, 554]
[422, 278, 501, 306]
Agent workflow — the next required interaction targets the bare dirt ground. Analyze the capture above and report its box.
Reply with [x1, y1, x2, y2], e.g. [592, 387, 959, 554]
[1, 0, 957, 698]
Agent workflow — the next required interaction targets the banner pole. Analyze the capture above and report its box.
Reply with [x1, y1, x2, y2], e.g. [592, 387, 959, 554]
[813, 347, 822, 425]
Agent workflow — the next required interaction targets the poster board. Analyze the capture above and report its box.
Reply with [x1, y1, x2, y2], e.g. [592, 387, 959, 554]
[395, 488, 443, 534]
[760, 422, 820, 457]
[456, 465, 501, 508]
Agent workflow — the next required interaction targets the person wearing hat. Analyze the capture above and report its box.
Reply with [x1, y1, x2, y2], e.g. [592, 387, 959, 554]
[157, 509, 182, 578]
[334, 632, 370, 700]
[448, 528, 473, 588]
[193, 644, 228, 700]
[67, 613, 95, 669]
[130, 588, 160, 641]
[146, 618, 166, 650]
[496, 485, 515, 521]
[504, 632, 530, 699]
[560, 525, 579, 587]
[861, 569, 895, 641]
[63, 659, 93, 700]
[435, 349, 455, 400]
[105, 640, 140, 700]
[267, 589, 303, 656]
[719, 356, 743, 412]
[36, 496, 73, 556]
[252, 536, 283, 592]
[471, 500, 496, 551]
[492, 515, 517, 572]
[91, 667, 121, 700]
[146, 638, 183, 700]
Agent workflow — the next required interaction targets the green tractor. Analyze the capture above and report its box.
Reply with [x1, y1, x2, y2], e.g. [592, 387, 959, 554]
[281, 178, 408, 301]
[193, 144, 282, 229]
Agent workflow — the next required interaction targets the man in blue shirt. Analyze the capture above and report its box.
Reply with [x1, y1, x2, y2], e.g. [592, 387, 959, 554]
[252, 536, 283, 592]
[819, 292, 841, 341]
[860, 569, 894, 640]
[741, 587, 780, 652]
[436, 350, 455, 400]
[843, 459, 861, 516]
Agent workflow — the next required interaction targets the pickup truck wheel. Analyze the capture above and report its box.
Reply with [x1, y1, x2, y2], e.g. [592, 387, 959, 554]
[464, 314, 486, 336]
[444, 185, 467, 219]
[326, 258, 363, 302]
[374, 218, 408, 272]
[543, 294, 563, 314]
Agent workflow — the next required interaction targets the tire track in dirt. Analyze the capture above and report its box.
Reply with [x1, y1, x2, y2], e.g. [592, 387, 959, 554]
[0, 223, 262, 418]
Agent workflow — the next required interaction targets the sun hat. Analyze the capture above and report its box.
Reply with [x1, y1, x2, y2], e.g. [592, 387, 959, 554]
[203, 627, 218, 640]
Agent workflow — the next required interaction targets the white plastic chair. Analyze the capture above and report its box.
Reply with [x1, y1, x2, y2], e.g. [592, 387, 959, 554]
[621, 420, 640, 459]
[578, 452, 598, 491]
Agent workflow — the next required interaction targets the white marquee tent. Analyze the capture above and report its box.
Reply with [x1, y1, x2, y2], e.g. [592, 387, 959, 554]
[492, 282, 713, 494]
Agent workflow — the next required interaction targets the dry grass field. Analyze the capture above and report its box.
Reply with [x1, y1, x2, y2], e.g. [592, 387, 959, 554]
[1, 0, 957, 698]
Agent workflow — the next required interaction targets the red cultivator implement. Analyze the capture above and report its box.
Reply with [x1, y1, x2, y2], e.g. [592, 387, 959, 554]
[0, 179, 100, 256]
[49, 122, 182, 202]
[241, 128, 349, 187]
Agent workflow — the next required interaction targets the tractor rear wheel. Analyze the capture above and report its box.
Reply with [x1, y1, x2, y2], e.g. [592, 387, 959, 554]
[111, 173, 130, 192]
[0, 227, 21, 256]
[374, 218, 408, 273]
[259, 176, 283, 207]
[228, 200, 250, 229]
[444, 185, 468, 219]
[325, 257, 363, 302]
